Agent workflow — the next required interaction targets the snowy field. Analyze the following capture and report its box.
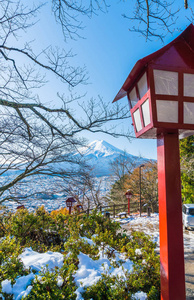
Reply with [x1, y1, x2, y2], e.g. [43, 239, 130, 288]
[1, 213, 194, 300]
[117, 213, 194, 253]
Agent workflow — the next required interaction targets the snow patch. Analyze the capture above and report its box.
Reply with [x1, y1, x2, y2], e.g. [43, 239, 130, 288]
[133, 291, 147, 299]
[19, 248, 64, 272]
[1, 274, 35, 300]
[74, 251, 133, 300]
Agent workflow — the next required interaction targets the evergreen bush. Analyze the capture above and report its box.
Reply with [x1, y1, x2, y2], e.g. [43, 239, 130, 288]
[0, 207, 160, 299]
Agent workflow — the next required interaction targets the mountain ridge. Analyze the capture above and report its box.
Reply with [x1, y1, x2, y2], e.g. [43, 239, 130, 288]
[74, 140, 149, 176]
[77, 140, 126, 157]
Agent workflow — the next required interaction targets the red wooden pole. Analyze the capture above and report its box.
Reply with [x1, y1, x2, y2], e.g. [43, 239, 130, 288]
[139, 166, 142, 216]
[157, 132, 185, 300]
[128, 198, 130, 215]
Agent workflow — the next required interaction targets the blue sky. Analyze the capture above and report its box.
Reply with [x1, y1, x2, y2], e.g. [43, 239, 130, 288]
[21, 0, 193, 160]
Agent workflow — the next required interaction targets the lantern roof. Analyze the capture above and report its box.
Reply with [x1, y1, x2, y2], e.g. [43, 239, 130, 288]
[125, 190, 133, 196]
[66, 197, 77, 203]
[113, 24, 194, 102]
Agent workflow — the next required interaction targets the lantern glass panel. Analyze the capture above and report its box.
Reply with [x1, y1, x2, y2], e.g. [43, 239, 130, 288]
[154, 70, 178, 95]
[156, 100, 178, 123]
[184, 73, 194, 97]
[141, 99, 151, 127]
[129, 87, 138, 107]
[184, 102, 194, 124]
[133, 109, 143, 132]
[137, 73, 148, 99]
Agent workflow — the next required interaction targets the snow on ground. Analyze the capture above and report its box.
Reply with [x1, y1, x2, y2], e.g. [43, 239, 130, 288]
[74, 239, 134, 300]
[116, 213, 194, 253]
[1, 275, 34, 300]
[133, 292, 147, 300]
[1, 249, 64, 300]
[19, 248, 64, 272]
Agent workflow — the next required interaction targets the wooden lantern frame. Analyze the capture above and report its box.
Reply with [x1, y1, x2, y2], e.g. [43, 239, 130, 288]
[66, 197, 76, 214]
[113, 24, 194, 140]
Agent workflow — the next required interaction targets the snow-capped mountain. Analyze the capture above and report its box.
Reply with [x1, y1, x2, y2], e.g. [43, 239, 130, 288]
[2, 140, 150, 211]
[78, 140, 124, 157]
[74, 140, 149, 176]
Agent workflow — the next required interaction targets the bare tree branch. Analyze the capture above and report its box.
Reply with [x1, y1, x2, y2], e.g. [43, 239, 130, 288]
[52, 0, 108, 40]
[122, 0, 180, 42]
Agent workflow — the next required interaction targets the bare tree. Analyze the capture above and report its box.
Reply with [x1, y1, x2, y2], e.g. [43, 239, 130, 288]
[122, 0, 180, 42]
[108, 154, 138, 204]
[51, 0, 192, 42]
[140, 161, 158, 212]
[110, 152, 137, 182]
[59, 170, 107, 210]
[0, 0, 131, 204]
[51, 0, 108, 40]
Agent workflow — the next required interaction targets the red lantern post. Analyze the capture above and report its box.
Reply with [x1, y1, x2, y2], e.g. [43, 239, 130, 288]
[76, 204, 83, 213]
[66, 197, 77, 214]
[113, 24, 194, 300]
[125, 189, 133, 215]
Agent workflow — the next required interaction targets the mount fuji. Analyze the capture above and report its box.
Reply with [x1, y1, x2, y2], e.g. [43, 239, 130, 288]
[73, 140, 149, 176]
[2, 140, 150, 211]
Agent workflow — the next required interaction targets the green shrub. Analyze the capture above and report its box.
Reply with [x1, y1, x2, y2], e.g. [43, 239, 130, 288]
[64, 235, 99, 264]
[25, 265, 76, 300]
[0, 208, 160, 299]
[121, 231, 160, 298]
[126, 260, 160, 299]
[80, 210, 121, 240]
[0, 206, 12, 237]
[147, 286, 160, 300]
[82, 273, 133, 300]
[120, 231, 157, 261]
[0, 206, 66, 251]
[81, 218, 160, 299]
[82, 256, 160, 300]
[0, 236, 29, 287]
